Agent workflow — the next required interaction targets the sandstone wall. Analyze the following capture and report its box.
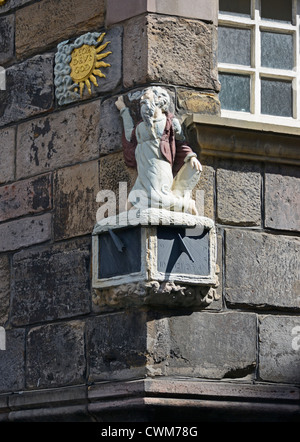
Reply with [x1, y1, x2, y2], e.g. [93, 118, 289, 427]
[0, 0, 299, 421]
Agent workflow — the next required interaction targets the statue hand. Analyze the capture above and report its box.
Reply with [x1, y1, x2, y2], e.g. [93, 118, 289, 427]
[115, 95, 126, 111]
[190, 157, 203, 172]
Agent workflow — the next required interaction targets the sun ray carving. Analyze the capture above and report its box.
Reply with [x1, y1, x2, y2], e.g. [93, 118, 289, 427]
[69, 33, 111, 98]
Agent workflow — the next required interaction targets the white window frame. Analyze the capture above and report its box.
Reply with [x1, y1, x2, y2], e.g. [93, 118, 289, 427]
[218, 0, 300, 129]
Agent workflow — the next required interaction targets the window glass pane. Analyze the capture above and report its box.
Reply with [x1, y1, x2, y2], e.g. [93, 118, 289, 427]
[261, 78, 293, 117]
[219, 0, 251, 17]
[261, 0, 292, 23]
[218, 26, 251, 66]
[261, 31, 294, 70]
[219, 73, 251, 112]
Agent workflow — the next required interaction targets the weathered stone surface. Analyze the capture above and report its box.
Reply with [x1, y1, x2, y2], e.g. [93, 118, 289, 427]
[123, 14, 148, 88]
[8, 385, 89, 418]
[147, 312, 257, 379]
[217, 162, 261, 226]
[192, 164, 215, 219]
[87, 312, 148, 382]
[0, 15, 15, 65]
[99, 97, 123, 156]
[15, 0, 106, 59]
[0, 255, 10, 326]
[16, 101, 100, 180]
[259, 315, 300, 384]
[0, 127, 15, 184]
[0, 329, 25, 393]
[26, 321, 85, 389]
[11, 238, 91, 326]
[0, 213, 52, 252]
[0, 0, 32, 14]
[0, 174, 52, 222]
[54, 161, 99, 240]
[87, 311, 256, 381]
[123, 14, 219, 90]
[225, 230, 300, 310]
[177, 90, 220, 115]
[106, 0, 218, 26]
[0, 54, 54, 127]
[99, 152, 137, 216]
[265, 165, 300, 232]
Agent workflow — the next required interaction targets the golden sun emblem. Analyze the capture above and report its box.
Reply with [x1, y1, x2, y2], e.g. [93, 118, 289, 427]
[70, 33, 111, 97]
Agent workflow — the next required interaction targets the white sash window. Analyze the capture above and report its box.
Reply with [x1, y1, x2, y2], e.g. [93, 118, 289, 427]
[218, 0, 300, 127]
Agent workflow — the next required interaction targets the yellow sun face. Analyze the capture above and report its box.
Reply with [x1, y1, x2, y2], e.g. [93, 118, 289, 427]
[69, 33, 111, 97]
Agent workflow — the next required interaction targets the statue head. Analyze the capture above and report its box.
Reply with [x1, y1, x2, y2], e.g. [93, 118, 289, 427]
[140, 86, 170, 127]
[141, 86, 170, 113]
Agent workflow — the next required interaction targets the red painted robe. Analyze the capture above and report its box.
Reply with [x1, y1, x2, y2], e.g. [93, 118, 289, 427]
[122, 113, 193, 176]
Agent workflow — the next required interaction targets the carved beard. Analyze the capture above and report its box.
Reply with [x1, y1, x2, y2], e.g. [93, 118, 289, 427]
[140, 98, 157, 128]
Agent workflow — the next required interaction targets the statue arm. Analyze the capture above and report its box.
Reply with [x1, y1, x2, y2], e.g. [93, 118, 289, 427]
[115, 95, 137, 169]
[115, 95, 135, 142]
[120, 107, 135, 143]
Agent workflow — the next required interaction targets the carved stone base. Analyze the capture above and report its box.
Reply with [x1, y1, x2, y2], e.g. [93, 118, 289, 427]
[93, 280, 220, 309]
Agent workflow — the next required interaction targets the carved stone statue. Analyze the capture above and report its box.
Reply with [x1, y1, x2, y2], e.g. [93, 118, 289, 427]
[115, 86, 202, 215]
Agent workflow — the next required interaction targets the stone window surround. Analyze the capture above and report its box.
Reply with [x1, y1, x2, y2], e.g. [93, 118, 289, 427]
[186, 114, 300, 167]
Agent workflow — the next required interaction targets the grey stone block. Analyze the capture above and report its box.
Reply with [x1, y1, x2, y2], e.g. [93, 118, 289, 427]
[87, 311, 148, 382]
[148, 311, 257, 379]
[0, 173, 52, 222]
[15, 0, 106, 60]
[99, 96, 123, 156]
[217, 162, 261, 226]
[225, 229, 300, 310]
[87, 311, 256, 381]
[0, 213, 52, 252]
[259, 315, 300, 384]
[0, 15, 15, 65]
[26, 321, 86, 390]
[0, 127, 15, 184]
[16, 101, 100, 180]
[53, 161, 99, 241]
[0, 54, 54, 127]
[11, 238, 91, 326]
[123, 14, 219, 90]
[0, 255, 10, 326]
[0, 0, 32, 14]
[265, 164, 300, 232]
[106, 0, 218, 26]
[0, 329, 25, 393]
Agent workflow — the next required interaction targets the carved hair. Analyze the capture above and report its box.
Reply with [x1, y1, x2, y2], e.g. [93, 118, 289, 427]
[144, 86, 171, 113]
